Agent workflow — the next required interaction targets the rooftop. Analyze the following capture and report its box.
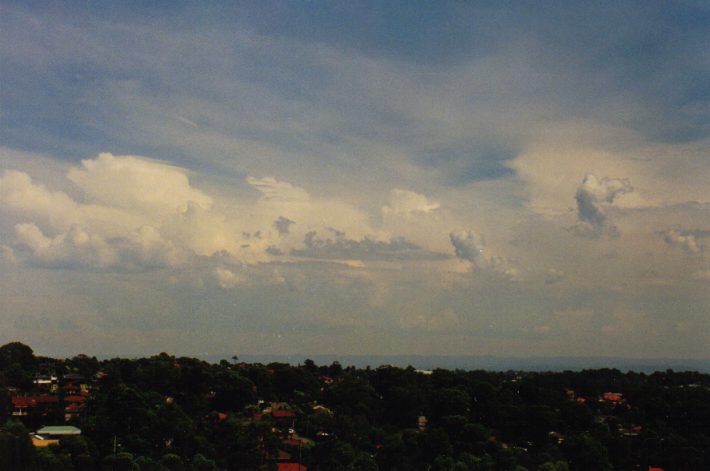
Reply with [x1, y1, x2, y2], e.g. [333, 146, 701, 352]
[36, 426, 81, 436]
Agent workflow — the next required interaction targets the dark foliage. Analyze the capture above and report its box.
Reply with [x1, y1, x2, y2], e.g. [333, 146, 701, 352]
[1, 342, 709, 470]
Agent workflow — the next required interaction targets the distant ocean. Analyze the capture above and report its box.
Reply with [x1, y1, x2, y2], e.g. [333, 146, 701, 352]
[194, 354, 710, 374]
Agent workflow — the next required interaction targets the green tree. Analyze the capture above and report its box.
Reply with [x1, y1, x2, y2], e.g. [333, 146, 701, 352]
[562, 433, 612, 471]
[192, 453, 217, 471]
[0, 342, 36, 370]
[35, 446, 73, 471]
[0, 420, 36, 470]
[102, 451, 140, 471]
[211, 370, 256, 412]
[160, 453, 185, 471]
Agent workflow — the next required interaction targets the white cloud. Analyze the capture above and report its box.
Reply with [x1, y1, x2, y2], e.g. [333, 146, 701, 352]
[289, 229, 446, 261]
[125, 225, 184, 267]
[382, 189, 440, 218]
[449, 229, 485, 267]
[14, 223, 117, 268]
[0, 170, 80, 231]
[68, 153, 212, 215]
[246, 176, 310, 204]
[2, 154, 452, 271]
[214, 267, 245, 289]
[1, 155, 230, 267]
[449, 229, 522, 279]
[659, 228, 704, 255]
[245, 174, 379, 248]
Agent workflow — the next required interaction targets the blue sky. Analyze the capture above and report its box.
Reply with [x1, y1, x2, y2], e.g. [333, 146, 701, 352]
[1, 1, 709, 358]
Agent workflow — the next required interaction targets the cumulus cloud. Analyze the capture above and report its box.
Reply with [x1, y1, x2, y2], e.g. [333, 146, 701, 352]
[124, 225, 184, 267]
[68, 153, 212, 214]
[1, 170, 81, 230]
[0, 155, 233, 269]
[658, 228, 707, 255]
[11, 222, 185, 270]
[14, 223, 117, 268]
[214, 267, 245, 289]
[245, 175, 376, 245]
[1, 155, 454, 271]
[449, 230, 485, 267]
[573, 174, 633, 237]
[450, 229, 522, 280]
[291, 229, 446, 261]
[382, 189, 440, 218]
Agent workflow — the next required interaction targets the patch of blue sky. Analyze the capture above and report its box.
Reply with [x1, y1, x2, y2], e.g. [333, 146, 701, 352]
[219, 1, 502, 66]
[457, 154, 516, 184]
[419, 146, 518, 185]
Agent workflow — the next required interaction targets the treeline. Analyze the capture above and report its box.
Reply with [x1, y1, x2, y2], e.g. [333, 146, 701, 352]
[1, 341, 710, 470]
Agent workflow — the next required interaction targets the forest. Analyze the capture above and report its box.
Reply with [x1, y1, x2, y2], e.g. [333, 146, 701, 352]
[1, 341, 709, 470]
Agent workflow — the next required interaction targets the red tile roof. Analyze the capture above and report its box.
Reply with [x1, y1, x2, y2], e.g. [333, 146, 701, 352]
[12, 395, 59, 407]
[277, 464, 307, 471]
[272, 409, 296, 418]
[65, 403, 83, 413]
[12, 397, 36, 408]
[602, 392, 623, 402]
[64, 395, 86, 403]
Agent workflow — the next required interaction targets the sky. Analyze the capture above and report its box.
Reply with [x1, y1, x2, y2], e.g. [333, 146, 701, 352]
[1, 1, 709, 359]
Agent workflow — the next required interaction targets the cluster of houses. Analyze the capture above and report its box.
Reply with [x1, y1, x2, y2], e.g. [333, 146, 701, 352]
[562, 390, 664, 471]
[217, 400, 316, 471]
[9, 372, 88, 447]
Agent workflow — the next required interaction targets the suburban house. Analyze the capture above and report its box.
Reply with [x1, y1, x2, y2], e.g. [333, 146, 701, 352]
[600, 392, 624, 403]
[31, 425, 82, 448]
[11, 395, 59, 417]
[35, 425, 82, 436]
[277, 464, 307, 471]
[31, 435, 60, 448]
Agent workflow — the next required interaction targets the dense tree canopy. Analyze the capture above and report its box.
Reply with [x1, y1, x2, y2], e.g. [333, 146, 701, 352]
[0, 342, 709, 470]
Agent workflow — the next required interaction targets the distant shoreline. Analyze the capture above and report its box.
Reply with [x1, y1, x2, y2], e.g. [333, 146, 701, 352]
[91, 353, 710, 373]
